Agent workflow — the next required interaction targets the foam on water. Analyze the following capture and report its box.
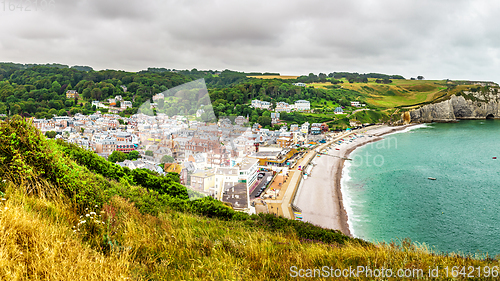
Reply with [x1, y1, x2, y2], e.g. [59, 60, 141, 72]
[340, 160, 357, 237]
[384, 123, 429, 137]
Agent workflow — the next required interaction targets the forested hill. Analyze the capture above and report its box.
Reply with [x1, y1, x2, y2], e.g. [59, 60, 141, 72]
[0, 63, 190, 118]
[0, 64, 368, 127]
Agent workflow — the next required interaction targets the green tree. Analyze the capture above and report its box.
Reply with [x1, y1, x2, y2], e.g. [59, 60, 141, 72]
[108, 151, 127, 163]
[45, 131, 57, 138]
[82, 88, 91, 99]
[91, 88, 102, 100]
[50, 81, 61, 93]
[257, 116, 271, 127]
[127, 150, 140, 160]
[145, 150, 153, 157]
[58, 109, 67, 116]
[161, 155, 175, 163]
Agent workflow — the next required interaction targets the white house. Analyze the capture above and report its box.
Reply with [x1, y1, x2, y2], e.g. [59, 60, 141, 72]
[294, 100, 310, 112]
[275, 102, 291, 113]
[121, 101, 133, 109]
[237, 157, 259, 193]
[251, 100, 271, 110]
[300, 122, 310, 134]
[293, 82, 306, 87]
[152, 93, 165, 101]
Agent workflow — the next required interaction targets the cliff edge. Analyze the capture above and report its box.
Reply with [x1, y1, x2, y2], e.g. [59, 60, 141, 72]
[403, 87, 500, 123]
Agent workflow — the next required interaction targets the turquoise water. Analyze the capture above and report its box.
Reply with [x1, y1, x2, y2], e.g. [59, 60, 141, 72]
[342, 120, 500, 256]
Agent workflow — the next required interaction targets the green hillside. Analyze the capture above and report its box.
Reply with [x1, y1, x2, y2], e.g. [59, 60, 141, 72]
[0, 117, 498, 280]
[338, 79, 449, 109]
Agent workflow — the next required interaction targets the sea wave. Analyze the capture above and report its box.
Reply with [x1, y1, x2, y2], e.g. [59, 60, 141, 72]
[340, 160, 357, 237]
[384, 123, 430, 137]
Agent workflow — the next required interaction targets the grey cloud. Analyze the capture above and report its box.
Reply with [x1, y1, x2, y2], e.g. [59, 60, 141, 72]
[1, 0, 500, 81]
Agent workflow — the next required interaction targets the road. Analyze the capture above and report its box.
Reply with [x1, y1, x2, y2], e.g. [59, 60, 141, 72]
[249, 171, 273, 199]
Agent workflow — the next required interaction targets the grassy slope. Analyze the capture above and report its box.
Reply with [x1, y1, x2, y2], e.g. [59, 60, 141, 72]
[338, 79, 448, 108]
[0, 118, 499, 280]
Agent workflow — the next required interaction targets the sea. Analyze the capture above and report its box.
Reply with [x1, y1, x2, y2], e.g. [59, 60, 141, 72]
[342, 120, 500, 256]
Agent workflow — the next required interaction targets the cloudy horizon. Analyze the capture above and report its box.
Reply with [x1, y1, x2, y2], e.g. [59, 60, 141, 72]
[1, 0, 500, 82]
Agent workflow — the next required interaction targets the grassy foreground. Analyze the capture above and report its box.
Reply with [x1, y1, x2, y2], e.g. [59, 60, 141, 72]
[0, 117, 499, 280]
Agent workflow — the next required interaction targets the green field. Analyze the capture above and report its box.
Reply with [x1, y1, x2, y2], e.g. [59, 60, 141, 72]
[338, 79, 449, 108]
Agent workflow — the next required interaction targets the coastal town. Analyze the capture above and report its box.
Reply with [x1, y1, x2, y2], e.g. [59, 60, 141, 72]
[26, 89, 376, 219]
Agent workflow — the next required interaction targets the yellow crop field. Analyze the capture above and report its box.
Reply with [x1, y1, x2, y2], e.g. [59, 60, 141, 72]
[247, 75, 300, 79]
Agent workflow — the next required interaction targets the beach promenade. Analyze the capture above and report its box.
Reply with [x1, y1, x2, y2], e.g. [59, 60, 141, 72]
[262, 130, 356, 220]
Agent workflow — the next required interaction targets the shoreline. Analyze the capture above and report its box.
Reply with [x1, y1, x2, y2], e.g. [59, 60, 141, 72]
[336, 125, 418, 237]
[294, 124, 419, 237]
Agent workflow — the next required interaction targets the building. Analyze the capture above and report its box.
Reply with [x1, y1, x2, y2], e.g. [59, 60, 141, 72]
[66, 90, 79, 99]
[293, 82, 306, 87]
[271, 112, 280, 125]
[334, 107, 344, 114]
[300, 122, 310, 134]
[95, 137, 116, 154]
[277, 132, 293, 148]
[221, 182, 248, 210]
[249, 148, 297, 167]
[275, 102, 291, 113]
[213, 167, 239, 199]
[350, 101, 361, 107]
[116, 141, 136, 153]
[121, 101, 132, 109]
[321, 122, 329, 132]
[191, 169, 215, 193]
[251, 100, 271, 110]
[311, 123, 322, 134]
[294, 100, 310, 112]
[152, 93, 164, 101]
[235, 115, 249, 126]
[236, 157, 259, 192]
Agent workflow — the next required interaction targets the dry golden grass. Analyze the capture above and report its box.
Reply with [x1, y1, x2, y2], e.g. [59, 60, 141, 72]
[308, 82, 334, 89]
[0, 191, 132, 281]
[1, 189, 499, 280]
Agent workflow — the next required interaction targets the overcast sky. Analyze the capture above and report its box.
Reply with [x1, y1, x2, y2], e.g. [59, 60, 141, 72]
[1, 0, 500, 81]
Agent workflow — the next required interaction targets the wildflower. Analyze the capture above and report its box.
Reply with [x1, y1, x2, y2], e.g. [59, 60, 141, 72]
[90, 211, 96, 216]
[2, 180, 5, 182]
[1, 198, 5, 201]
[4, 207, 7, 210]
[86, 214, 90, 217]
